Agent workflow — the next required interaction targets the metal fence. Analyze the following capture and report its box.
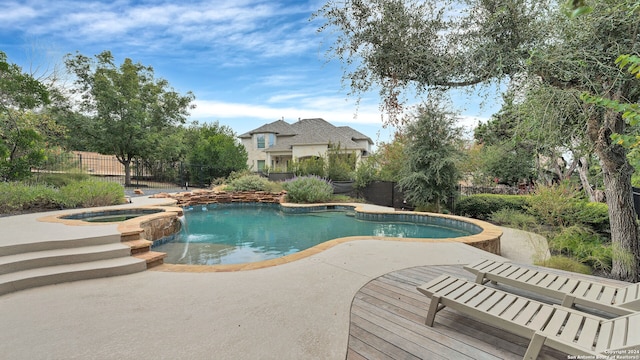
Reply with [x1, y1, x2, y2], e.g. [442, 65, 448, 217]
[31, 152, 217, 190]
[458, 185, 533, 196]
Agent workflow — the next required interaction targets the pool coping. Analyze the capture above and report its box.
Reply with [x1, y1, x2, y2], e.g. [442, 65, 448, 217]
[36, 200, 502, 273]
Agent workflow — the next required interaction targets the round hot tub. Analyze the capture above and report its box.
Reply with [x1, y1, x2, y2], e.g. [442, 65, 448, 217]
[61, 208, 165, 223]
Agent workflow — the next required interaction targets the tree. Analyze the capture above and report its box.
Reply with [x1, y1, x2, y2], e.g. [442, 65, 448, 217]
[318, 0, 640, 281]
[397, 97, 462, 212]
[65, 51, 195, 186]
[474, 94, 536, 186]
[184, 122, 248, 185]
[375, 132, 407, 182]
[0, 51, 51, 181]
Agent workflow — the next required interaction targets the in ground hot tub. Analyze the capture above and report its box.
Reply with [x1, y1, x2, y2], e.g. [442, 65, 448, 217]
[61, 208, 165, 223]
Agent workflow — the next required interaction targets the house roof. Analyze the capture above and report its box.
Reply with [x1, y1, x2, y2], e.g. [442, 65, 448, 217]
[238, 120, 296, 138]
[239, 118, 373, 151]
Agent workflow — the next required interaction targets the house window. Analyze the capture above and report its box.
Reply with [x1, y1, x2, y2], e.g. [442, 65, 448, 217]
[257, 160, 265, 171]
[268, 133, 275, 148]
[257, 134, 265, 149]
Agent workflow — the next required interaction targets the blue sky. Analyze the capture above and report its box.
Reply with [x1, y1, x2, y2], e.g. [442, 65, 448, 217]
[1, 0, 502, 147]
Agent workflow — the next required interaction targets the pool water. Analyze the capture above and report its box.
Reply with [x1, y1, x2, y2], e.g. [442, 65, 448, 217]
[153, 205, 474, 265]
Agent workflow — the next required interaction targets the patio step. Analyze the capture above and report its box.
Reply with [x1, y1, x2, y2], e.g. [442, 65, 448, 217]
[133, 251, 167, 269]
[0, 234, 121, 257]
[0, 243, 131, 275]
[0, 257, 146, 296]
[122, 239, 153, 255]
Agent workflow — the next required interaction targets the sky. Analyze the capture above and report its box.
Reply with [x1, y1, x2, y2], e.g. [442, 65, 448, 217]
[0, 0, 503, 147]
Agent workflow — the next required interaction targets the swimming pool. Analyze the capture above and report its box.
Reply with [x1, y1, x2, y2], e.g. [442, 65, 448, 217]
[153, 204, 481, 265]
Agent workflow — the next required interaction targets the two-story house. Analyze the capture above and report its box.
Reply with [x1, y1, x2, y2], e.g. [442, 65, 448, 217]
[238, 118, 373, 172]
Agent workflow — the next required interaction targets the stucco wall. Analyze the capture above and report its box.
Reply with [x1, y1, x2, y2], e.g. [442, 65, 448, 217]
[292, 144, 328, 159]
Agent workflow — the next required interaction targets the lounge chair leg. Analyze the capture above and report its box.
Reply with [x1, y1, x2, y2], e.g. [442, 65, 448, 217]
[561, 295, 576, 309]
[475, 272, 487, 285]
[524, 332, 546, 360]
[425, 295, 443, 327]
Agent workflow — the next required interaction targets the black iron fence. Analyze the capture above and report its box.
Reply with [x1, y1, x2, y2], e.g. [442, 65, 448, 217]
[31, 152, 215, 190]
[458, 185, 533, 196]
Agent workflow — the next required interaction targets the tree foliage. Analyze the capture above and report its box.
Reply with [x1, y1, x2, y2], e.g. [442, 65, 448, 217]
[64, 51, 195, 186]
[397, 97, 462, 212]
[184, 122, 248, 185]
[318, 0, 640, 281]
[0, 51, 52, 181]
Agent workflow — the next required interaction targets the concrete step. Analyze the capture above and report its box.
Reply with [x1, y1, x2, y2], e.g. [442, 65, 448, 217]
[122, 239, 153, 255]
[133, 251, 167, 268]
[0, 243, 131, 275]
[0, 257, 147, 296]
[0, 234, 122, 257]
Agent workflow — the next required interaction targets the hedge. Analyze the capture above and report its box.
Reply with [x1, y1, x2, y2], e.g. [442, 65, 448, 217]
[455, 194, 530, 220]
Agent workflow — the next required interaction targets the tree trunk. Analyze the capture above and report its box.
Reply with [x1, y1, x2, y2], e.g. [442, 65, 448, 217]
[577, 156, 599, 202]
[590, 108, 640, 282]
[123, 161, 132, 187]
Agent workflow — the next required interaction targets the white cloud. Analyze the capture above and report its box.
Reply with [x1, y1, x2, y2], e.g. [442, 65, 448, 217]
[191, 98, 386, 126]
[0, 3, 37, 23]
[6, 1, 318, 60]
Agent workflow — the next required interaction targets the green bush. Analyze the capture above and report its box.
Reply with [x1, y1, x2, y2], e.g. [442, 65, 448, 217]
[549, 225, 612, 272]
[455, 194, 529, 220]
[228, 174, 271, 191]
[282, 176, 334, 203]
[0, 182, 61, 214]
[59, 180, 125, 208]
[297, 157, 326, 177]
[575, 201, 609, 233]
[527, 182, 583, 227]
[34, 171, 90, 188]
[535, 256, 593, 275]
[354, 157, 378, 189]
[489, 208, 538, 229]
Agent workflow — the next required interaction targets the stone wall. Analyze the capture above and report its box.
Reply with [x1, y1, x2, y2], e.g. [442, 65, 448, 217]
[139, 215, 182, 242]
[151, 190, 286, 207]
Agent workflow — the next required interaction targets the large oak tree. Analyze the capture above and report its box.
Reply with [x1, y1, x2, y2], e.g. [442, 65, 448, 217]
[317, 0, 640, 280]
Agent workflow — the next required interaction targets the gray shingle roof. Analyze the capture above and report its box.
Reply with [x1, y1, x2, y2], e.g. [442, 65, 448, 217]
[240, 118, 372, 150]
[238, 120, 296, 138]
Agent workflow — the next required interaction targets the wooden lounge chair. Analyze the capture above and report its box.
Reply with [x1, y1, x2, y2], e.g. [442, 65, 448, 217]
[416, 274, 640, 359]
[463, 259, 640, 316]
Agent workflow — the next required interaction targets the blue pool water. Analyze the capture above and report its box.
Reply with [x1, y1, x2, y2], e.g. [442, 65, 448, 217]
[153, 204, 476, 265]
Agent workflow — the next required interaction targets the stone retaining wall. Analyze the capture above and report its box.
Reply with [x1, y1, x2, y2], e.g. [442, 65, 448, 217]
[151, 190, 286, 207]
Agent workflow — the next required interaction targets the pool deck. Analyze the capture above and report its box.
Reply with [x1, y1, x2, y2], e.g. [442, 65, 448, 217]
[0, 197, 546, 359]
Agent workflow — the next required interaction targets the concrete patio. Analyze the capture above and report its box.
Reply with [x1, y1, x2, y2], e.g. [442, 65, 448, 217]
[0, 197, 547, 359]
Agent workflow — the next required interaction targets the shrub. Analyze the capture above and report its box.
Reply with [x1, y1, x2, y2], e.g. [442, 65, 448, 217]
[535, 256, 593, 275]
[326, 145, 356, 181]
[455, 194, 529, 220]
[575, 201, 610, 234]
[354, 157, 378, 189]
[282, 176, 333, 203]
[527, 182, 583, 227]
[228, 174, 271, 192]
[33, 171, 90, 188]
[489, 208, 538, 230]
[298, 157, 326, 177]
[549, 225, 612, 272]
[59, 180, 125, 208]
[0, 182, 61, 214]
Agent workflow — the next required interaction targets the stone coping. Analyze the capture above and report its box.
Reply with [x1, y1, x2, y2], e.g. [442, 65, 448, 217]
[36, 199, 502, 273]
[37, 204, 184, 236]
[154, 202, 503, 273]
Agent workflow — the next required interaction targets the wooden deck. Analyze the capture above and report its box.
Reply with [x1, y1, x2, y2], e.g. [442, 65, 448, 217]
[347, 264, 573, 360]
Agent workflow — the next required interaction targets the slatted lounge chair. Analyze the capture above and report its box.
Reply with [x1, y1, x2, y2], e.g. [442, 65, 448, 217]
[416, 274, 640, 359]
[463, 259, 640, 316]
